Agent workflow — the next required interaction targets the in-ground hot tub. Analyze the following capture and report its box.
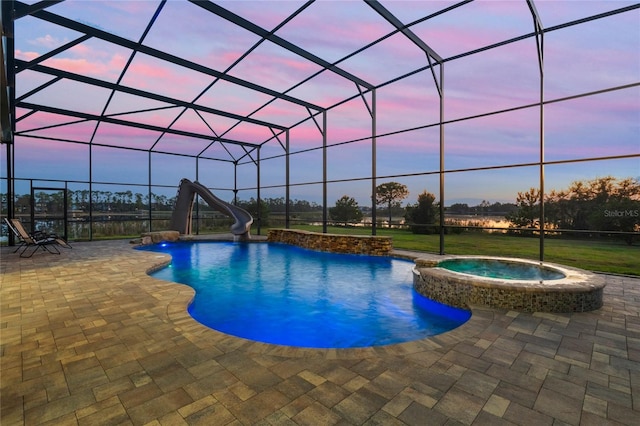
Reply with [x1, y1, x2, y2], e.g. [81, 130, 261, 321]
[413, 256, 606, 312]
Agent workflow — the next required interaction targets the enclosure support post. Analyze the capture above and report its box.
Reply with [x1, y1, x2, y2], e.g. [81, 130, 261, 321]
[538, 41, 545, 262]
[230, 161, 236, 204]
[371, 88, 377, 236]
[285, 129, 290, 229]
[356, 84, 377, 234]
[1, 0, 15, 245]
[256, 149, 261, 235]
[4, 142, 13, 245]
[528, 0, 545, 261]
[439, 64, 445, 255]
[147, 151, 151, 234]
[195, 158, 200, 235]
[64, 181, 68, 240]
[322, 111, 327, 234]
[89, 144, 94, 238]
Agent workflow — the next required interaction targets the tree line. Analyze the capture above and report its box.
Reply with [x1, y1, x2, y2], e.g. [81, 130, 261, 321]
[5, 190, 324, 215]
[328, 177, 639, 243]
[4, 176, 638, 243]
[507, 176, 639, 243]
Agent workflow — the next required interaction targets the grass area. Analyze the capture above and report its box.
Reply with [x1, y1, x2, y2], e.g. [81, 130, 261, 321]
[272, 225, 639, 276]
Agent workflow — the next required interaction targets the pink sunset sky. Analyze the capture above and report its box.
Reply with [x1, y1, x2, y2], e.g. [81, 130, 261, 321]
[7, 0, 640, 206]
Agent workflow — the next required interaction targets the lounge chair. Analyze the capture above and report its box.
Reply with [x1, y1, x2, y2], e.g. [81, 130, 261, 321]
[10, 218, 71, 249]
[5, 218, 66, 258]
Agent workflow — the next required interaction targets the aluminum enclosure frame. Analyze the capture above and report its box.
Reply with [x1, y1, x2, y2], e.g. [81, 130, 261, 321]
[2, 0, 639, 257]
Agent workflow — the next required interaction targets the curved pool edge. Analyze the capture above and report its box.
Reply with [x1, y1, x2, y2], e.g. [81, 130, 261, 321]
[162, 288, 492, 360]
[134, 243, 486, 358]
[413, 255, 606, 313]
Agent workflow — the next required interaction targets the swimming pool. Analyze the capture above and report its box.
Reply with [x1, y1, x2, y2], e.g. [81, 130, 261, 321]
[138, 241, 470, 348]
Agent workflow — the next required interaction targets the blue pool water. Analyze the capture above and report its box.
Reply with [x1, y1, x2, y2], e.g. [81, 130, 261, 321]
[138, 242, 470, 348]
[439, 258, 566, 280]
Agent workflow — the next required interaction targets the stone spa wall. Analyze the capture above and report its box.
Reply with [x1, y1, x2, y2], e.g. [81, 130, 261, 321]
[267, 229, 392, 256]
[413, 258, 606, 313]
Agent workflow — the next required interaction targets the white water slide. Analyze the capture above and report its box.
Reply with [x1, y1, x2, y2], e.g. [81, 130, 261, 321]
[169, 178, 253, 240]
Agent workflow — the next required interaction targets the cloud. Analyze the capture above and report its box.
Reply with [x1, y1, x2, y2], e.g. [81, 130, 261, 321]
[32, 34, 65, 49]
[43, 56, 110, 77]
[120, 54, 214, 101]
[262, 1, 391, 63]
[15, 50, 39, 61]
[127, 59, 173, 81]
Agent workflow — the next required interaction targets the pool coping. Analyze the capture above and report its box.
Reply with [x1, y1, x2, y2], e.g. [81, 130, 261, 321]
[140, 240, 499, 359]
[138, 237, 606, 356]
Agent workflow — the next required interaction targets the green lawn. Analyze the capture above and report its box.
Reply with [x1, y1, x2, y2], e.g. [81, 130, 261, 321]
[270, 225, 639, 276]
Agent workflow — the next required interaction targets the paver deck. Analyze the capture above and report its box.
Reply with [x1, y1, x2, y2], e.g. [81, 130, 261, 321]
[1, 239, 639, 425]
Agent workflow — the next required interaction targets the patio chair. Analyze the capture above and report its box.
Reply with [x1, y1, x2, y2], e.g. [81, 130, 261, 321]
[5, 218, 62, 258]
[9, 218, 72, 249]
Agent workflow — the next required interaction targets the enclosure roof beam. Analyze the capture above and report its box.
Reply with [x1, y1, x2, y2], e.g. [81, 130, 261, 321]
[365, 0, 443, 63]
[18, 61, 288, 131]
[189, 0, 374, 90]
[1, 8, 12, 143]
[526, 0, 544, 73]
[13, 1, 322, 112]
[16, 34, 92, 72]
[13, 0, 63, 19]
[16, 102, 261, 148]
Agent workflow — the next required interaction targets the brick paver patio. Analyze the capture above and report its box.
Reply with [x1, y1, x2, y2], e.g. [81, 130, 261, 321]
[1, 239, 639, 425]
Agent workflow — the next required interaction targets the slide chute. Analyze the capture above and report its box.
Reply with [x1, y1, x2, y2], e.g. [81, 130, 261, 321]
[170, 178, 253, 240]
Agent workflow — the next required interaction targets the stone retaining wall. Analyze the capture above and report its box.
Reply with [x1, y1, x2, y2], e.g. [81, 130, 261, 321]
[138, 230, 180, 245]
[267, 229, 392, 256]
